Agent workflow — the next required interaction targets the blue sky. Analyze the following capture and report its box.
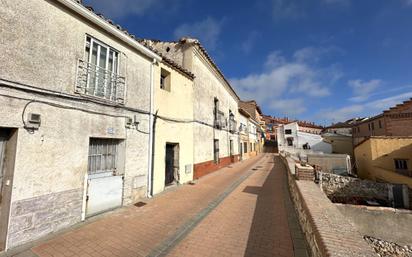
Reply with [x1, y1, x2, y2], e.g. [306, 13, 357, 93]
[84, 0, 412, 125]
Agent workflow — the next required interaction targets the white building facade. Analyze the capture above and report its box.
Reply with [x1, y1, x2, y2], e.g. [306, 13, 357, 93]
[0, 0, 161, 250]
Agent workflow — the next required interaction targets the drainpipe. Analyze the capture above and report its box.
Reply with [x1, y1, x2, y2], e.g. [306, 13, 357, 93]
[147, 58, 157, 197]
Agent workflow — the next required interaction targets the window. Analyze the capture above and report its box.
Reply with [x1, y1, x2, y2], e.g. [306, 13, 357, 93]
[250, 143, 252, 152]
[79, 36, 124, 102]
[285, 129, 292, 135]
[160, 68, 171, 91]
[244, 142, 248, 153]
[214, 139, 219, 163]
[88, 138, 120, 175]
[379, 120, 382, 129]
[394, 159, 408, 170]
[371, 122, 375, 130]
[287, 137, 294, 146]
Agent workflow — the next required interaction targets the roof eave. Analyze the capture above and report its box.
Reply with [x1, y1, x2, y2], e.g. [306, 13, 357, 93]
[56, 0, 161, 61]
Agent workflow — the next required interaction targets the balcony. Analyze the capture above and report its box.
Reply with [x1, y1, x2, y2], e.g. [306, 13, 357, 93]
[229, 119, 237, 133]
[214, 110, 226, 129]
[76, 59, 125, 103]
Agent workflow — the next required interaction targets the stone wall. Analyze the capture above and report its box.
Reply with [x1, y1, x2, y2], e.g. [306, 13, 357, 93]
[7, 189, 83, 248]
[320, 172, 391, 206]
[280, 154, 377, 257]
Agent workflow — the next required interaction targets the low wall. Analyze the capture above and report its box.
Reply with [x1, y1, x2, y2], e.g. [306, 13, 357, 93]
[307, 154, 350, 174]
[336, 204, 412, 246]
[280, 154, 377, 257]
[319, 172, 390, 206]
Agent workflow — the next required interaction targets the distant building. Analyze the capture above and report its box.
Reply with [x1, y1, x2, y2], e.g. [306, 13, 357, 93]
[354, 137, 412, 190]
[297, 121, 323, 135]
[322, 118, 366, 159]
[278, 122, 332, 154]
[352, 98, 412, 145]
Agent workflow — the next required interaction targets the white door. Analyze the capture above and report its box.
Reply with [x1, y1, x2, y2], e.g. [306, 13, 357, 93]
[86, 139, 123, 217]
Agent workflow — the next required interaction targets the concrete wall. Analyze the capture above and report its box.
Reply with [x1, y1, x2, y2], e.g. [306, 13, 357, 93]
[152, 62, 194, 194]
[355, 137, 412, 189]
[307, 154, 351, 174]
[0, 0, 153, 248]
[336, 204, 412, 246]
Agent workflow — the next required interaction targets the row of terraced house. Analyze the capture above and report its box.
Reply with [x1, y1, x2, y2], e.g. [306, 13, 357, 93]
[0, 0, 267, 252]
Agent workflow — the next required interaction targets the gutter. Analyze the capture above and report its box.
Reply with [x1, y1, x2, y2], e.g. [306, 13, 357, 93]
[55, 0, 161, 62]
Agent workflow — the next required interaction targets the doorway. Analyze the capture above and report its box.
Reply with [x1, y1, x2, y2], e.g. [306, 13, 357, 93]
[165, 143, 179, 186]
[86, 138, 124, 218]
[0, 128, 17, 251]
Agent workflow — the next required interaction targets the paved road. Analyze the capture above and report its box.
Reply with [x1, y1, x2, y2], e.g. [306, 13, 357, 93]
[15, 154, 308, 257]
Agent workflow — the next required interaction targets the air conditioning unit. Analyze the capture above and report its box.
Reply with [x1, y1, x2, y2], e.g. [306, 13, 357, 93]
[125, 117, 133, 128]
[26, 113, 41, 129]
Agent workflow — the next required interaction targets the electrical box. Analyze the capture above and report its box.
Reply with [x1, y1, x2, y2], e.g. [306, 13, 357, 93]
[26, 113, 41, 129]
[125, 117, 133, 128]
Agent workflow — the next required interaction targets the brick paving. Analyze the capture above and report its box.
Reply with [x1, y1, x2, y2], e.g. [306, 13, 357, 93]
[166, 155, 308, 257]
[11, 154, 308, 257]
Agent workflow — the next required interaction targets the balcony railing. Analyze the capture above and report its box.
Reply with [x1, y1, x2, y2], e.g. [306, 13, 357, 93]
[214, 110, 226, 129]
[229, 119, 237, 133]
[76, 59, 125, 103]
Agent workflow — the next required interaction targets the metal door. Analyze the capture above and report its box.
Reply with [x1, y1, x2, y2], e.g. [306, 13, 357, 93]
[86, 139, 123, 217]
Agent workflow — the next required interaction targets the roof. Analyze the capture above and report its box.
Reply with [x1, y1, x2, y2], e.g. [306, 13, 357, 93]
[59, 0, 194, 79]
[140, 42, 195, 80]
[238, 108, 251, 118]
[383, 98, 412, 113]
[58, 0, 160, 60]
[326, 117, 366, 129]
[354, 135, 412, 148]
[141, 38, 240, 100]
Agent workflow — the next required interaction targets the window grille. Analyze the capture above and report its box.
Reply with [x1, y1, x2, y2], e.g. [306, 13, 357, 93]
[76, 36, 125, 103]
[88, 138, 119, 175]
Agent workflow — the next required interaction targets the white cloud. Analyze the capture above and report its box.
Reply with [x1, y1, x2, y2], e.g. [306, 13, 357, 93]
[403, 0, 412, 6]
[231, 47, 340, 117]
[293, 46, 344, 63]
[84, 0, 181, 18]
[270, 99, 306, 116]
[241, 31, 260, 54]
[319, 92, 412, 123]
[272, 0, 304, 20]
[348, 79, 382, 102]
[174, 17, 223, 50]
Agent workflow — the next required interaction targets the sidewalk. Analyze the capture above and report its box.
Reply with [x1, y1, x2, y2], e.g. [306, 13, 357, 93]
[11, 155, 267, 257]
[166, 155, 309, 257]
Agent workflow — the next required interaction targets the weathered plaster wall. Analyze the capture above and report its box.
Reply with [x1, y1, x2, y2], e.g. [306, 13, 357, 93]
[0, 0, 153, 110]
[0, 0, 153, 249]
[0, 89, 150, 248]
[152, 62, 194, 194]
[191, 50, 240, 164]
[355, 137, 412, 188]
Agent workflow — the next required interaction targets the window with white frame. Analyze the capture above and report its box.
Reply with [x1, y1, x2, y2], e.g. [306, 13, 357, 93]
[77, 36, 125, 103]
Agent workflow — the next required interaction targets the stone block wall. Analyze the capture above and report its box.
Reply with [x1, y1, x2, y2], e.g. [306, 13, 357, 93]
[7, 189, 83, 248]
[280, 155, 377, 257]
[319, 172, 390, 205]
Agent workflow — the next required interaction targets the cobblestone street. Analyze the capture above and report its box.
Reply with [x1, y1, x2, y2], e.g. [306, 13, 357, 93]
[13, 154, 308, 257]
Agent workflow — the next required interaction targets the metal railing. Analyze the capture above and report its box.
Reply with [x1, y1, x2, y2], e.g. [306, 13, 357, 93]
[76, 59, 125, 103]
[229, 119, 237, 133]
[214, 110, 226, 129]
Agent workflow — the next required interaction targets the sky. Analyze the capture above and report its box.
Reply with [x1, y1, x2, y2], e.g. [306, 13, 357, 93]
[84, 0, 412, 125]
